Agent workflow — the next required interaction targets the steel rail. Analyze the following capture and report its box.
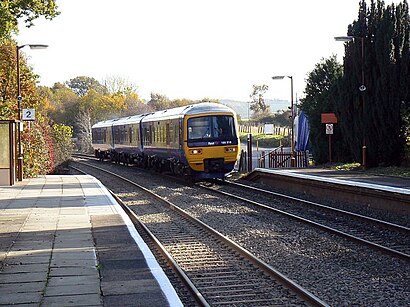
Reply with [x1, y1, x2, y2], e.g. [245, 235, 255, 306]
[71, 161, 329, 307]
[201, 182, 410, 261]
[70, 165, 209, 306]
[227, 181, 410, 233]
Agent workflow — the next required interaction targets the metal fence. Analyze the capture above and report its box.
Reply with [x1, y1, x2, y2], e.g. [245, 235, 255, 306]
[258, 150, 309, 168]
[238, 148, 309, 172]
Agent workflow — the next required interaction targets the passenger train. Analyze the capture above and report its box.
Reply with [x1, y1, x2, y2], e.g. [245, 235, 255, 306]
[91, 102, 240, 180]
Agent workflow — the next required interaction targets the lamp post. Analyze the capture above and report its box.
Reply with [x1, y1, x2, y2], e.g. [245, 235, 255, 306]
[272, 75, 295, 167]
[334, 36, 367, 168]
[16, 44, 48, 181]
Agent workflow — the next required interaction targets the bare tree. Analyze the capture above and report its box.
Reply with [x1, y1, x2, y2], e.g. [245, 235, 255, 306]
[75, 109, 93, 153]
[250, 84, 270, 116]
[103, 75, 138, 95]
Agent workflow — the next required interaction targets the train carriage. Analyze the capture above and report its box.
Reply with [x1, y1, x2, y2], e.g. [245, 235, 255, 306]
[91, 102, 240, 180]
[91, 118, 118, 159]
[141, 106, 185, 171]
[111, 114, 145, 164]
[141, 102, 239, 179]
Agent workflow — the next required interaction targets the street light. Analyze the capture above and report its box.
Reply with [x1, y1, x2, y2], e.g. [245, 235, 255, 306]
[272, 75, 295, 167]
[334, 35, 367, 168]
[16, 44, 48, 181]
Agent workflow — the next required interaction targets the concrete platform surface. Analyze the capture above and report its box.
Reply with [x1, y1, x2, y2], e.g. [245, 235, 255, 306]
[0, 175, 182, 306]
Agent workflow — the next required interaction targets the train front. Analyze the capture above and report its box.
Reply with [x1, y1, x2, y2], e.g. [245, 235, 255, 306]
[184, 103, 240, 179]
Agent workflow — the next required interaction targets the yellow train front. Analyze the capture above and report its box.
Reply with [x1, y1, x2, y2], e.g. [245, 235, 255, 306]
[141, 102, 240, 180]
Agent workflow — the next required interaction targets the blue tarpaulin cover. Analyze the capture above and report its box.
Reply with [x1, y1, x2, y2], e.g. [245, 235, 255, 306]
[296, 111, 310, 151]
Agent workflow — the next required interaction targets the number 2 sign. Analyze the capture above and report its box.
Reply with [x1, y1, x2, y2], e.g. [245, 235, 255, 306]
[22, 108, 35, 121]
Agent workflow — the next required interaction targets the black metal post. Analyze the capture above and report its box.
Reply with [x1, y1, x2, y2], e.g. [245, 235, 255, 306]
[16, 46, 23, 181]
[289, 76, 295, 167]
[247, 133, 252, 172]
[360, 36, 367, 169]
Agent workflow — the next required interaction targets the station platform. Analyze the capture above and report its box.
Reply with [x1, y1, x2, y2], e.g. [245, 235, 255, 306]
[0, 175, 182, 306]
[252, 167, 410, 193]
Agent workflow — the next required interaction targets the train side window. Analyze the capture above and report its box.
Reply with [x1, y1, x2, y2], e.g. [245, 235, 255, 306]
[136, 126, 140, 144]
[166, 123, 171, 146]
[123, 126, 127, 144]
[175, 124, 179, 145]
[151, 125, 154, 143]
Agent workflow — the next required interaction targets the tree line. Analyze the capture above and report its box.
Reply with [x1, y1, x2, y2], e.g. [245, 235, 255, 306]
[39, 76, 219, 152]
[300, 0, 409, 167]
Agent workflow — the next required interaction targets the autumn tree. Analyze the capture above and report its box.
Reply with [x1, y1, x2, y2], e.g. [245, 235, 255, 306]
[66, 76, 106, 97]
[0, 40, 72, 176]
[124, 93, 152, 115]
[102, 75, 149, 116]
[38, 83, 79, 126]
[147, 93, 172, 111]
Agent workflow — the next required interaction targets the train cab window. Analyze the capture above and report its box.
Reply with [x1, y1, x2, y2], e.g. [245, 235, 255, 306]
[188, 115, 236, 141]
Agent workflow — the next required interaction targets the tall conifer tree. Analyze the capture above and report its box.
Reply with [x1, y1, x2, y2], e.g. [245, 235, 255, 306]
[336, 0, 409, 166]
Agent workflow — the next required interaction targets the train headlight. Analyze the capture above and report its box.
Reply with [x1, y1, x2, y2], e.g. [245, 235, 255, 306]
[225, 147, 236, 153]
[189, 149, 202, 155]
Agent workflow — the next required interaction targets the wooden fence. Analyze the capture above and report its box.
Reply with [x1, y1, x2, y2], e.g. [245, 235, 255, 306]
[239, 125, 290, 136]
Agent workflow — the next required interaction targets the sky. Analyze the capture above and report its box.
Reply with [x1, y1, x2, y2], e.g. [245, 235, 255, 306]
[16, 0, 401, 102]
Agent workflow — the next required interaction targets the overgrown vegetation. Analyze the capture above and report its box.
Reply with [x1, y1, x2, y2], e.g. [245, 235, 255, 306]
[0, 40, 73, 177]
[0, 2, 69, 177]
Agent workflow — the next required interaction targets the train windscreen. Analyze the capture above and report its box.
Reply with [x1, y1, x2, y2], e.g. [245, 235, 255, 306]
[187, 115, 237, 146]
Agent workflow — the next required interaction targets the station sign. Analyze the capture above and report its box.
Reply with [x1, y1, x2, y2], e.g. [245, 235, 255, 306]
[22, 109, 35, 121]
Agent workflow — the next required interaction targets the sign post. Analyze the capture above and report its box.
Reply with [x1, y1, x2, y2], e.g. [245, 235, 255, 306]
[326, 124, 334, 163]
[321, 113, 337, 164]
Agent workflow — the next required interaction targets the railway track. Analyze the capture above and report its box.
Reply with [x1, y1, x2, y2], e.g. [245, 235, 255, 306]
[71, 160, 328, 306]
[201, 181, 410, 261]
[70, 155, 410, 305]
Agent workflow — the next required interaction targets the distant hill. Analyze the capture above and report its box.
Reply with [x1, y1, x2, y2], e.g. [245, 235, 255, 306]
[220, 99, 290, 120]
